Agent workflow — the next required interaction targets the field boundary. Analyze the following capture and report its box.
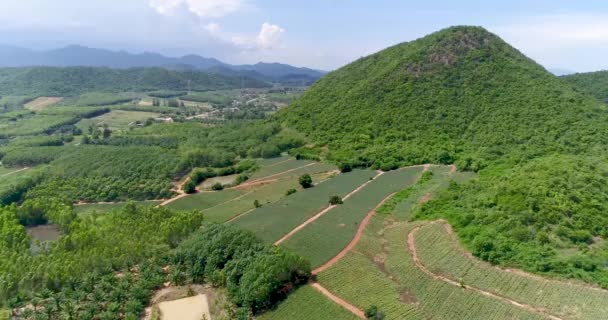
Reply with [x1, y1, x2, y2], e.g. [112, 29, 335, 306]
[235, 163, 316, 189]
[312, 192, 396, 275]
[310, 282, 365, 319]
[274, 171, 384, 245]
[408, 222, 563, 320]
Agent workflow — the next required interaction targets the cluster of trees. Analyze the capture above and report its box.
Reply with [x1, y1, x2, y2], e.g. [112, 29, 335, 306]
[417, 155, 608, 287]
[183, 160, 257, 194]
[1, 204, 309, 319]
[562, 70, 608, 102]
[172, 224, 311, 317]
[0, 67, 269, 97]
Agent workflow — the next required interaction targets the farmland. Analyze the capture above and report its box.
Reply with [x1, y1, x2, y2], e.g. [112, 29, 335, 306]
[280, 166, 424, 267]
[257, 285, 359, 320]
[76, 109, 160, 132]
[233, 169, 377, 242]
[413, 222, 608, 320]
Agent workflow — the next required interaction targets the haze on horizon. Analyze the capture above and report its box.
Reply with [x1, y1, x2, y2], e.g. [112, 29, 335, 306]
[1, 0, 608, 72]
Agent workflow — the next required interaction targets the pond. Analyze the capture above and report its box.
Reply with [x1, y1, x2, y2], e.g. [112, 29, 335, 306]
[27, 224, 61, 242]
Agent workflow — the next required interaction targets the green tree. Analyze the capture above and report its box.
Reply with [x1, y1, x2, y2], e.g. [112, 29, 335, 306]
[298, 174, 313, 189]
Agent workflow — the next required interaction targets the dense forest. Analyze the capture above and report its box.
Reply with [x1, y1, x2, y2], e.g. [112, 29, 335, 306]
[562, 70, 608, 102]
[280, 26, 608, 287]
[0, 67, 269, 96]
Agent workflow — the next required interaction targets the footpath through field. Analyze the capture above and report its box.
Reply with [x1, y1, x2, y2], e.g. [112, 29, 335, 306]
[407, 221, 563, 320]
[274, 171, 385, 245]
[0, 167, 30, 177]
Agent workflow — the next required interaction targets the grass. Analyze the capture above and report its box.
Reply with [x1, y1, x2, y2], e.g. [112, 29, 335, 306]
[76, 110, 160, 132]
[233, 169, 377, 243]
[74, 201, 162, 216]
[257, 285, 359, 320]
[414, 222, 608, 320]
[165, 189, 245, 211]
[281, 166, 424, 267]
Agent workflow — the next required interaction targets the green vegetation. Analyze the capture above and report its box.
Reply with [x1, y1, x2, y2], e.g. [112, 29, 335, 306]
[173, 224, 311, 315]
[280, 26, 608, 287]
[0, 67, 269, 96]
[257, 285, 358, 320]
[562, 70, 608, 102]
[299, 174, 313, 188]
[281, 167, 423, 267]
[76, 110, 160, 132]
[234, 170, 377, 243]
[414, 222, 608, 319]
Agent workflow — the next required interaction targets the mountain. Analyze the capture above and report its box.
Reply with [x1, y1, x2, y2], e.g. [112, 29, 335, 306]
[561, 70, 608, 102]
[281, 26, 605, 168]
[0, 66, 269, 96]
[0, 45, 325, 85]
[281, 25, 608, 287]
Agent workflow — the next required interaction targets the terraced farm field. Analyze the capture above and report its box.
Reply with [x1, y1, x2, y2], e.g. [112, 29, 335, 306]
[281, 166, 424, 267]
[257, 285, 359, 320]
[413, 222, 608, 320]
[233, 169, 377, 242]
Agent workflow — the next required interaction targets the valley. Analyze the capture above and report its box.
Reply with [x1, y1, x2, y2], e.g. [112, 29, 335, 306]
[0, 24, 607, 320]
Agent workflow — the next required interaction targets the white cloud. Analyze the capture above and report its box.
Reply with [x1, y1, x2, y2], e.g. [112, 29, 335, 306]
[204, 22, 221, 37]
[231, 22, 285, 50]
[149, 0, 245, 19]
[256, 22, 285, 49]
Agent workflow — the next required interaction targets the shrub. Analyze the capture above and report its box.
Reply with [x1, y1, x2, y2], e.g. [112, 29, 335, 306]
[299, 174, 313, 189]
[211, 182, 224, 191]
[365, 305, 385, 320]
[329, 195, 343, 205]
[183, 179, 197, 194]
[286, 189, 297, 196]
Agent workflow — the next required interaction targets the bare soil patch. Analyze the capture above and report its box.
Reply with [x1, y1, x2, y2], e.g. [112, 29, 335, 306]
[24, 97, 63, 111]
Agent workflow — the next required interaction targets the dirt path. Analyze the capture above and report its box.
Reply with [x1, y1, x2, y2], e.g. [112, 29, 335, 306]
[231, 178, 278, 190]
[313, 192, 396, 275]
[310, 282, 365, 319]
[226, 208, 256, 223]
[157, 176, 190, 207]
[264, 158, 293, 168]
[0, 167, 30, 177]
[407, 224, 563, 320]
[274, 171, 385, 246]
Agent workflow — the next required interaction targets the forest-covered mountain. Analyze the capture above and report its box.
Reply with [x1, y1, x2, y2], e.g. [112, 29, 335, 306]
[0, 66, 269, 96]
[281, 26, 606, 168]
[281, 26, 608, 286]
[0, 45, 325, 85]
[562, 70, 608, 102]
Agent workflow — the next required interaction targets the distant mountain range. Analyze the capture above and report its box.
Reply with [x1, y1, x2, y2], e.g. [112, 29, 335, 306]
[0, 45, 326, 86]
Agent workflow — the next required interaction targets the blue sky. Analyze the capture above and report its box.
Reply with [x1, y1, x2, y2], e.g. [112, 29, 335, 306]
[1, 0, 608, 71]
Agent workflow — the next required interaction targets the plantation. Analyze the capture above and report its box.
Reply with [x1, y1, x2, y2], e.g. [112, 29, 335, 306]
[281, 166, 424, 267]
[233, 169, 377, 242]
[257, 285, 358, 320]
[414, 222, 608, 320]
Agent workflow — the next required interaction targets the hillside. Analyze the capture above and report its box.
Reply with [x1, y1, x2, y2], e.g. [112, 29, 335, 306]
[281, 26, 608, 287]
[0, 66, 269, 96]
[0, 45, 325, 85]
[281, 26, 607, 169]
[562, 70, 608, 102]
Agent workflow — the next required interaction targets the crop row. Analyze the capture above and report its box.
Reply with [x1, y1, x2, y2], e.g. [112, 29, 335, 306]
[281, 166, 424, 267]
[233, 169, 377, 243]
[415, 222, 608, 320]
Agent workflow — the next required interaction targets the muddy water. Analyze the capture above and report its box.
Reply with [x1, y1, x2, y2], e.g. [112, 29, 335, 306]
[27, 224, 61, 242]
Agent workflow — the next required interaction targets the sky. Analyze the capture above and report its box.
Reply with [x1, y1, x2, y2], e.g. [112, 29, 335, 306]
[1, 0, 608, 72]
